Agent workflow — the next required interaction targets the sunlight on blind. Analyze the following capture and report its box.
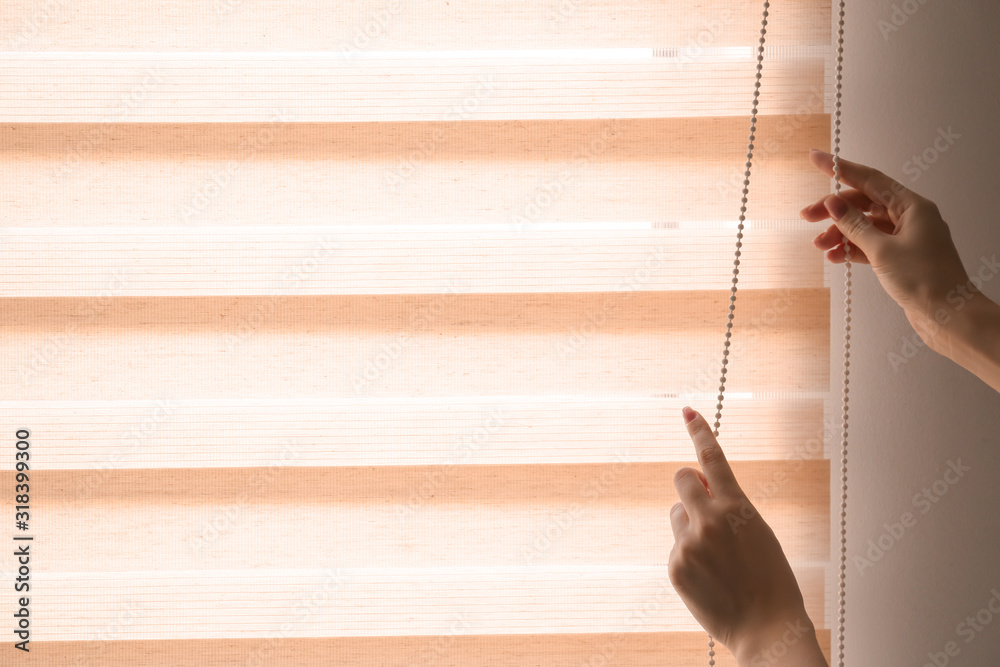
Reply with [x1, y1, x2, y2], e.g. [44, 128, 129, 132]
[1, 1, 835, 664]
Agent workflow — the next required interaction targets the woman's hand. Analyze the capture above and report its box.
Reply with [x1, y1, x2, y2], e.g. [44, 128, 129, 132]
[800, 149, 973, 350]
[668, 407, 828, 666]
[802, 149, 1000, 393]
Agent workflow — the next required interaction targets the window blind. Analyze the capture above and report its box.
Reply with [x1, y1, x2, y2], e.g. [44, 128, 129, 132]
[1, 2, 835, 665]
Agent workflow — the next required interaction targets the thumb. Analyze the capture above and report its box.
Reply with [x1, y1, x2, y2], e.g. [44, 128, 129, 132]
[824, 194, 886, 261]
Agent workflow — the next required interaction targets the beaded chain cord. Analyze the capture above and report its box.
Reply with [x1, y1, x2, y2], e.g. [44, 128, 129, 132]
[706, 0, 850, 664]
[706, 1, 769, 663]
[833, 0, 850, 665]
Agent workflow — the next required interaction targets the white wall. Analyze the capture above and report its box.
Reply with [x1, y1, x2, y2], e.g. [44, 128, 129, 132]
[840, 1, 1000, 664]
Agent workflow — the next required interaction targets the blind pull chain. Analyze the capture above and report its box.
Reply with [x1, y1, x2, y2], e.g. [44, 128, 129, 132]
[708, 1, 770, 663]
[834, 0, 850, 665]
[708, 0, 850, 665]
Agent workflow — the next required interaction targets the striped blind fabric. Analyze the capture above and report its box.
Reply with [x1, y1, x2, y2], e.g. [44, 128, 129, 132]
[2, 2, 835, 665]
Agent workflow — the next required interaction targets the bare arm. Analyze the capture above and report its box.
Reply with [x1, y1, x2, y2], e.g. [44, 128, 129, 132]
[802, 149, 1000, 393]
[928, 290, 1000, 393]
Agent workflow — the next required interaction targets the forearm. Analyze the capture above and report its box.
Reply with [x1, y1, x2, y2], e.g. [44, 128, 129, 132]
[931, 291, 1000, 394]
[732, 614, 829, 667]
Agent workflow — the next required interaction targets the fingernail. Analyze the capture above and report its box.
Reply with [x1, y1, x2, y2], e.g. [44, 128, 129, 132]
[825, 195, 849, 220]
[682, 406, 697, 424]
[813, 233, 823, 246]
[810, 148, 832, 157]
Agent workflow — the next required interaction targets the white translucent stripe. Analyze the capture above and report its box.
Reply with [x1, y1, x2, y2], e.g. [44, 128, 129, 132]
[0, 226, 821, 296]
[0, 396, 824, 469]
[1, 48, 654, 61]
[27, 566, 824, 640]
[0, 46, 831, 62]
[0, 220, 816, 235]
[0, 392, 825, 408]
[27, 566, 821, 640]
[35, 565, 669, 579]
[0, 54, 825, 122]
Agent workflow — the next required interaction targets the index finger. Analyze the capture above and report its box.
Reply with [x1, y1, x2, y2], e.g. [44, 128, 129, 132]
[809, 149, 917, 219]
[681, 407, 742, 498]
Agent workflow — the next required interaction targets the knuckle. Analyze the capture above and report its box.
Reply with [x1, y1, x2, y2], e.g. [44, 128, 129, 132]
[673, 467, 698, 486]
[695, 519, 723, 542]
[698, 445, 726, 467]
[869, 187, 890, 207]
[721, 496, 745, 512]
[863, 170, 884, 194]
[721, 497, 752, 519]
[667, 552, 689, 588]
[843, 208, 871, 234]
[674, 538, 700, 564]
[914, 196, 942, 219]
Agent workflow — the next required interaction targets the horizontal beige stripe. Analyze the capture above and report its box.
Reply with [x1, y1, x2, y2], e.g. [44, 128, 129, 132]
[21, 565, 825, 640]
[2, 289, 830, 400]
[1, 461, 829, 572]
[0, 397, 827, 469]
[0, 52, 824, 122]
[24, 631, 832, 667]
[1, 0, 830, 51]
[0, 224, 823, 297]
[0, 115, 830, 226]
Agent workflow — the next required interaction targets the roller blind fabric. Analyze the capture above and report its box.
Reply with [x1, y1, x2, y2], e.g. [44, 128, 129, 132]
[1, 2, 837, 665]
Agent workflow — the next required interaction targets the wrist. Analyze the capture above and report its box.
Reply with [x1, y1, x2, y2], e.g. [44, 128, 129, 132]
[732, 612, 826, 667]
[912, 289, 999, 355]
[940, 291, 1000, 386]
